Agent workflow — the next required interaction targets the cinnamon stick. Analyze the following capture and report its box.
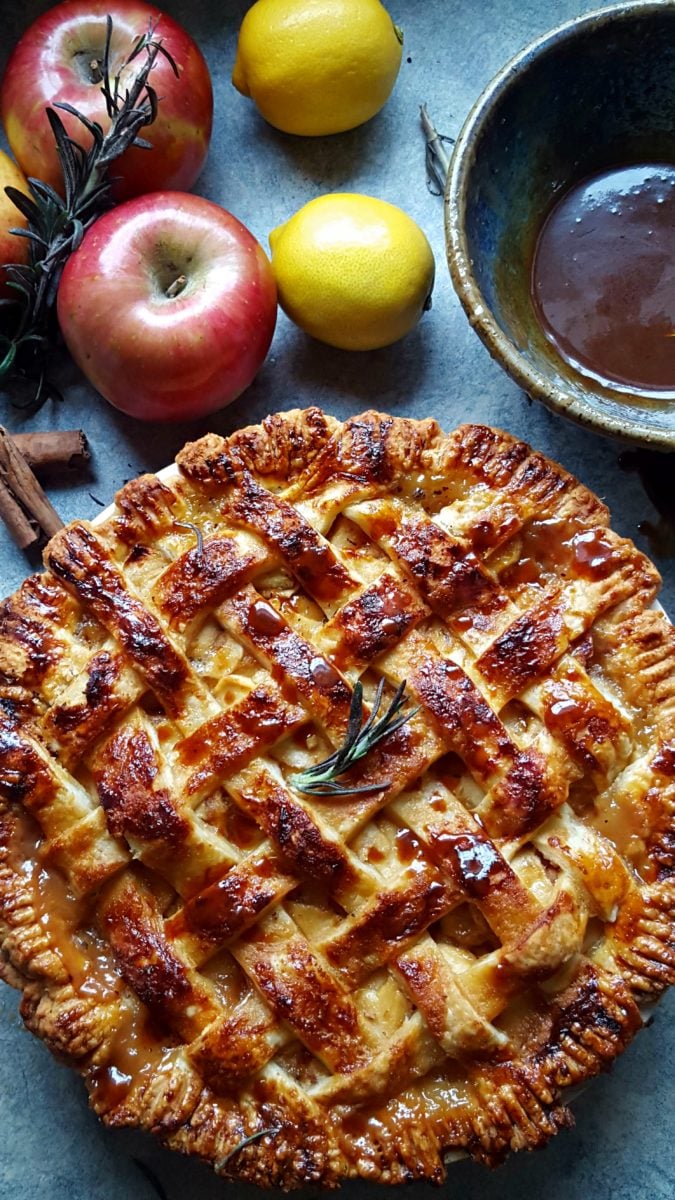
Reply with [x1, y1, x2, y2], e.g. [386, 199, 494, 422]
[11, 429, 89, 473]
[0, 473, 39, 549]
[0, 425, 64, 548]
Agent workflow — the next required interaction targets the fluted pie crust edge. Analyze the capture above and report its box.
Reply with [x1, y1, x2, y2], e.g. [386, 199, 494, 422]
[0, 408, 674, 1188]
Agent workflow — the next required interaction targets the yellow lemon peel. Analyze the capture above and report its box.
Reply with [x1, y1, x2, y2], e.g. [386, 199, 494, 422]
[232, 0, 403, 136]
[269, 193, 435, 352]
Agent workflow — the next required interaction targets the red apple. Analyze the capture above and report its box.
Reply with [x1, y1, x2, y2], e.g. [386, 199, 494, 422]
[1, 0, 213, 202]
[57, 192, 278, 421]
[0, 151, 29, 294]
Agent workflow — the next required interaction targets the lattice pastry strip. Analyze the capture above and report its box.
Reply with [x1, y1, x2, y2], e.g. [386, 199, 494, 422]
[521, 655, 634, 788]
[38, 643, 143, 771]
[0, 572, 83, 719]
[90, 711, 243, 897]
[45, 523, 222, 733]
[0, 721, 129, 895]
[393, 934, 508, 1058]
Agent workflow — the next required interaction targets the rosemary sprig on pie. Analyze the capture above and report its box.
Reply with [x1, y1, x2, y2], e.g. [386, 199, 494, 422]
[291, 678, 418, 796]
[0, 16, 176, 411]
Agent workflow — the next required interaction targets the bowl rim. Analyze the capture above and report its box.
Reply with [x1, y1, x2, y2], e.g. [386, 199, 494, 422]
[445, 0, 675, 452]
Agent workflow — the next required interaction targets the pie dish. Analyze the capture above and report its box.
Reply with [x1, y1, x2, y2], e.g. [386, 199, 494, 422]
[0, 407, 674, 1189]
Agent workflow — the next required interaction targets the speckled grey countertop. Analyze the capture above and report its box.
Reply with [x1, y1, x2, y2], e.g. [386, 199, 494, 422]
[0, 2, 673, 1198]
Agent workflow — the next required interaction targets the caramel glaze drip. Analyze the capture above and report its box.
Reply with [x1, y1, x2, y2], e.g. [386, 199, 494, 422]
[426, 830, 507, 900]
[87, 1006, 175, 1114]
[395, 826, 422, 866]
[5, 810, 162, 1116]
[497, 518, 618, 589]
[6, 811, 90, 984]
[249, 598, 286, 638]
[569, 529, 617, 581]
[309, 656, 342, 692]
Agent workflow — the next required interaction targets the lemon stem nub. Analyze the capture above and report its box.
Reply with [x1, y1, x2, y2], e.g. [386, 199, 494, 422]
[394, 23, 404, 45]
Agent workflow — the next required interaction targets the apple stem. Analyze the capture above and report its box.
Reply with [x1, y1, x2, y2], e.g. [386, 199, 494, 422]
[165, 274, 187, 299]
[89, 58, 103, 84]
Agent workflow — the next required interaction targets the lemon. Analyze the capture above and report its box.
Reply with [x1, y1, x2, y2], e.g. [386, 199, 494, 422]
[269, 193, 435, 351]
[232, 0, 403, 136]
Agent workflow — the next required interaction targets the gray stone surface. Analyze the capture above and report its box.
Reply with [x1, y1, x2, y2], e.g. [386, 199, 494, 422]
[0, 1, 673, 1197]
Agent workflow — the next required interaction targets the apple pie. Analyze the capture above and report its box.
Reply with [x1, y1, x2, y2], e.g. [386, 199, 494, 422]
[1, 408, 674, 1187]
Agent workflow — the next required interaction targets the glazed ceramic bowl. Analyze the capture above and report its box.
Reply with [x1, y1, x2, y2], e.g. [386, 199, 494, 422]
[445, 1, 675, 449]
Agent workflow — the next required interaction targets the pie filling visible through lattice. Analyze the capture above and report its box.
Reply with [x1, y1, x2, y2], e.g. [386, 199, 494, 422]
[1, 409, 674, 1188]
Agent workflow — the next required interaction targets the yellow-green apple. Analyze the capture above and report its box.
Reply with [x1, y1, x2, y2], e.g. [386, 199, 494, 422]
[0, 150, 28, 293]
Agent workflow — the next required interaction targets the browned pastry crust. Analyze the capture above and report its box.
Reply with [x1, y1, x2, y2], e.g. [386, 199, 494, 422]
[1, 409, 674, 1188]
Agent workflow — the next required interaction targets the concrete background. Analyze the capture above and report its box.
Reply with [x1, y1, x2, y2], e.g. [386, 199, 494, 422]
[0, 2, 673, 1198]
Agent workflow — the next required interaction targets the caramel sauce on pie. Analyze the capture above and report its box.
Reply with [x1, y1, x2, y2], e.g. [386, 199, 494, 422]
[8, 816, 88, 977]
[249, 598, 286, 637]
[471, 513, 520, 553]
[569, 529, 617, 581]
[5, 814, 128, 1002]
[425, 830, 507, 900]
[0, 411, 670, 1187]
[88, 1064, 134, 1110]
[309, 656, 342, 692]
[394, 826, 421, 866]
[365, 845, 385, 864]
[88, 1004, 173, 1112]
[501, 557, 541, 588]
[546, 695, 588, 731]
[237, 698, 291, 741]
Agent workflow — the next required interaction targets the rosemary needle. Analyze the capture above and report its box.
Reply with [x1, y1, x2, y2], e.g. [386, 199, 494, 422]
[173, 520, 205, 554]
[291, 678, 418, 797]
[217, 1127, 282, 1170]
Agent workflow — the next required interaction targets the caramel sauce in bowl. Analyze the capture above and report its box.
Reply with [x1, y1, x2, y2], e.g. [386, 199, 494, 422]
[532, 164, 675, 399]
[446, 2, 675, 448]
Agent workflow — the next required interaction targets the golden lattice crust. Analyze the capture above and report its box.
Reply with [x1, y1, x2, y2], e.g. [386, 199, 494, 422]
[1, 409, 674, 1188]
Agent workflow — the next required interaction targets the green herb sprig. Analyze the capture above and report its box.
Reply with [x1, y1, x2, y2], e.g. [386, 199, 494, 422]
[291, 678, 418, 797]
[0, 15, 177, 411]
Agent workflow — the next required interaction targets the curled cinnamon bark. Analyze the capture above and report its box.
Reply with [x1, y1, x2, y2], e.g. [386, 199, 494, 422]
[0, 425, 64, 550]
[0, 473, 38, 549]
[11, 429, 89, 473]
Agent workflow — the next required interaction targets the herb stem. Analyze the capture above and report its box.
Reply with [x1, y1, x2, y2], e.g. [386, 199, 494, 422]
[420, 104, 454, 196]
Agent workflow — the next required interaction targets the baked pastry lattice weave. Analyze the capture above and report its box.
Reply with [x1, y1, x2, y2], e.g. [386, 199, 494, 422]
[1, 409, 674, 1188]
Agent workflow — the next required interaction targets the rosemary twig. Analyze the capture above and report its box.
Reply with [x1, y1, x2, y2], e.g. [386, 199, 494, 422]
[173, 519, 204, 554]
[217, 1127, 282, 1170]
[0, 15, 178, 412]
[291, 679, 418, 796]
[420, 104, 454, 196]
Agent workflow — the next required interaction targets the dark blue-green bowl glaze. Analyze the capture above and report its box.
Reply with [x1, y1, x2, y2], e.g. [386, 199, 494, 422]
[446, 1, 675, 449]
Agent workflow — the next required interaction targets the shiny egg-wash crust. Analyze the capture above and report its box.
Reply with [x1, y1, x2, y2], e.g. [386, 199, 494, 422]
[1, 409, 674, 1189]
